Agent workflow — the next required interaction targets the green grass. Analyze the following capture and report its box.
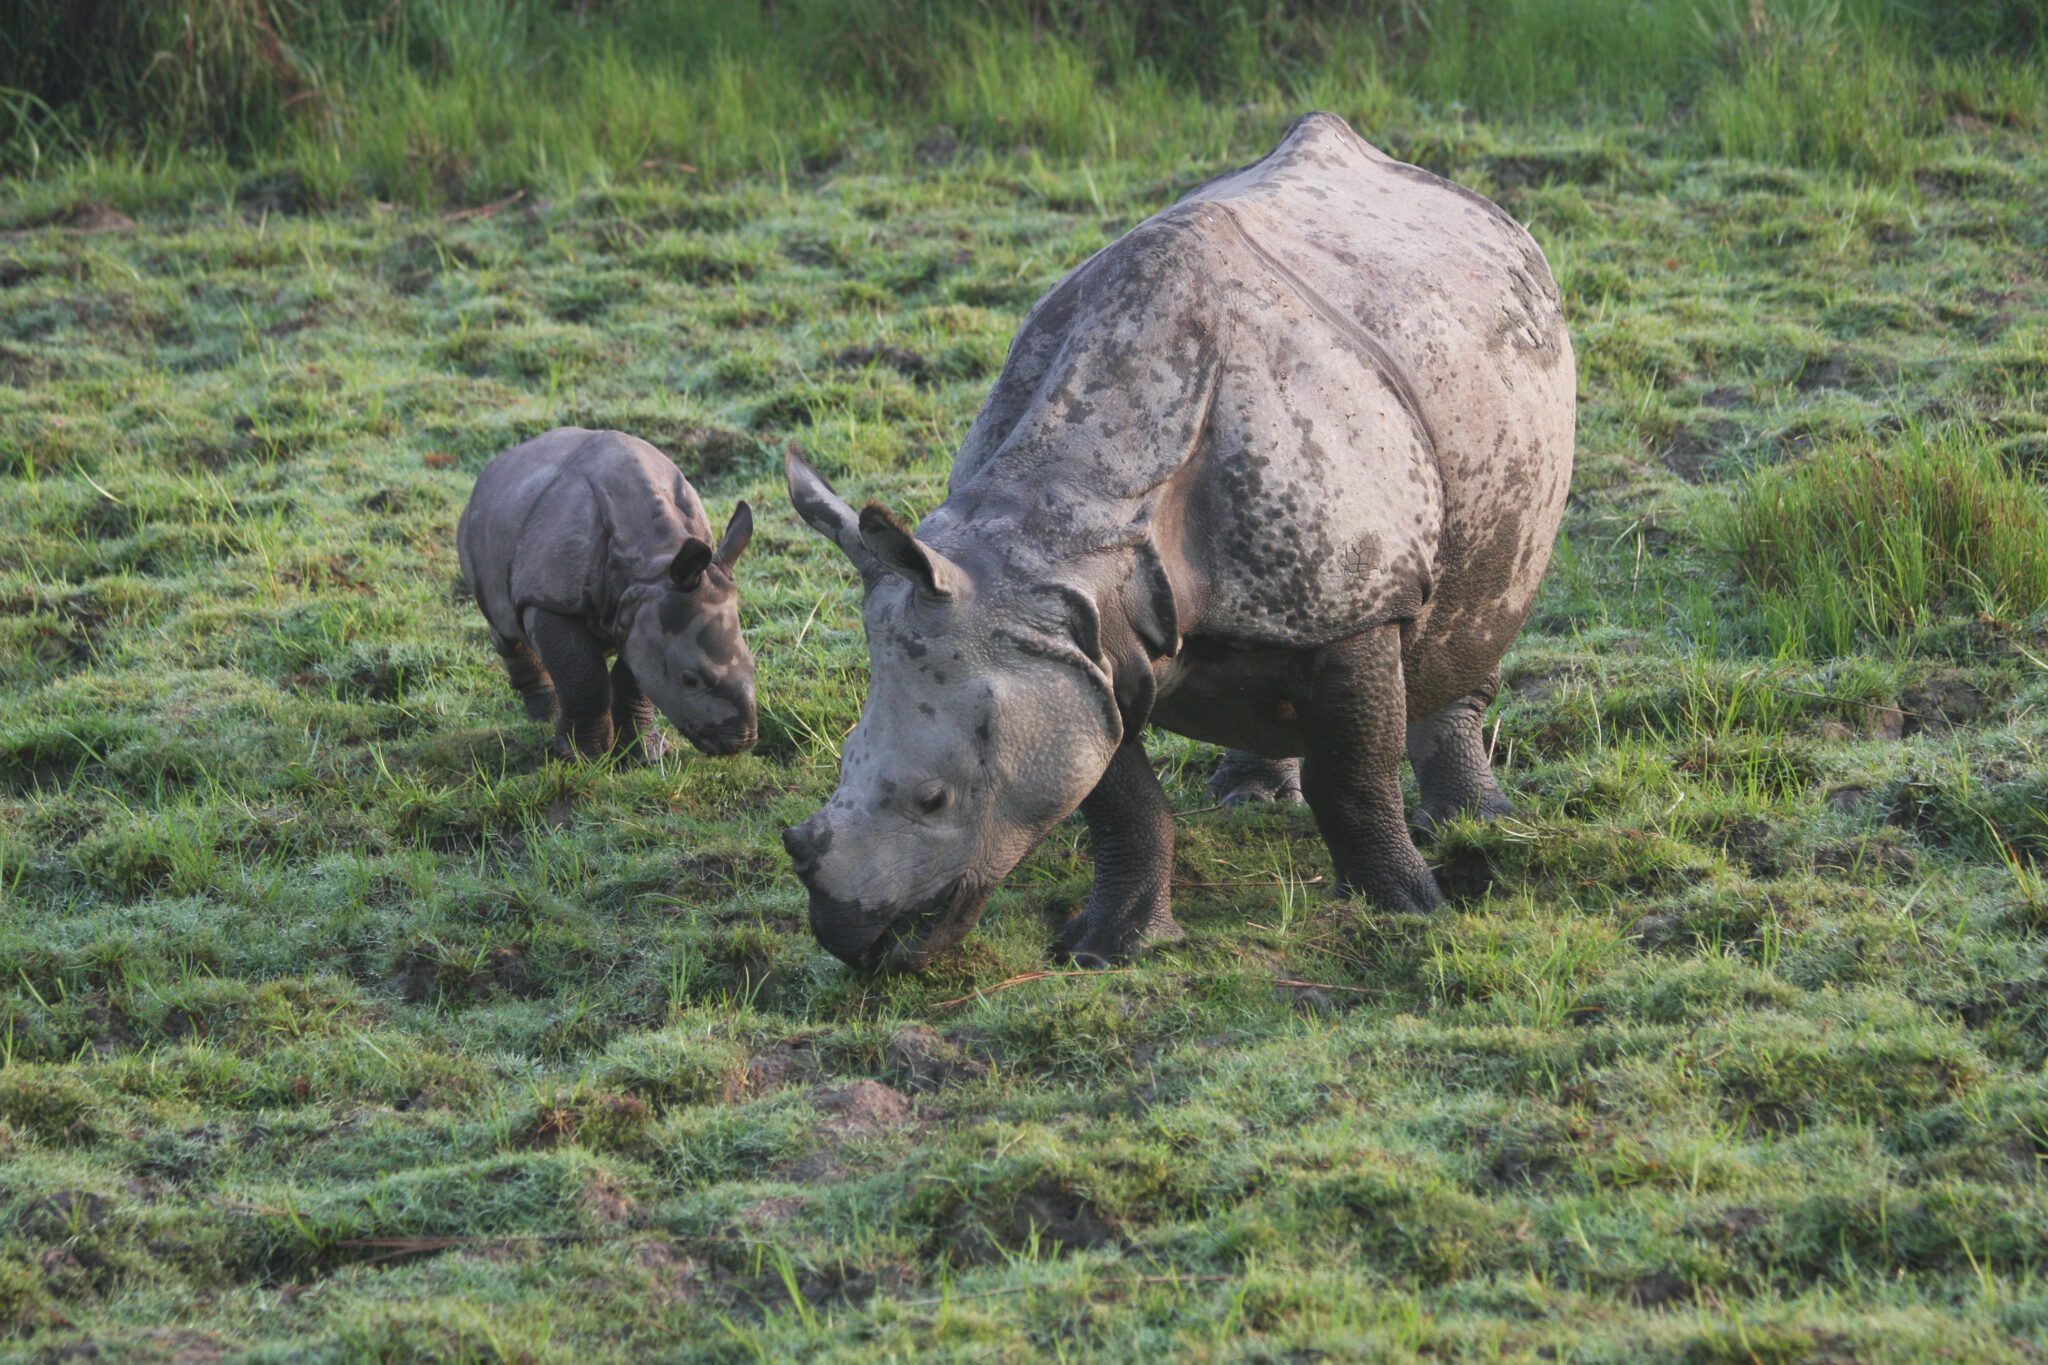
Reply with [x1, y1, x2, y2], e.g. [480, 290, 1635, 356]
[3, 4, 2048, 1361]
[1715, 426, 2048, 657]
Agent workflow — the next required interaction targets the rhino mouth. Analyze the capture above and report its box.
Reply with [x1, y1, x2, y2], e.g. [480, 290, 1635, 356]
[809, 876, 991, 973]
[686, 722, 758, 757]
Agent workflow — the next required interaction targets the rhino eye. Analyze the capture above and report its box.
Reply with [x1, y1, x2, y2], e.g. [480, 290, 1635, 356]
[916, 784, 951, 815]
[676, 670, 706, 692]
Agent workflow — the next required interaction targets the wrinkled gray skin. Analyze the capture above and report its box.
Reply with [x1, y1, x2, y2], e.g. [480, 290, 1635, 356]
[783, 113, 1574, 970]
[458, 428, 757, 761]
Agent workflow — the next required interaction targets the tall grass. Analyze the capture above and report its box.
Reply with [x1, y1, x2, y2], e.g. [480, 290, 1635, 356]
[5, 0, 2045, 201]
[1713, 428, 2048, 658]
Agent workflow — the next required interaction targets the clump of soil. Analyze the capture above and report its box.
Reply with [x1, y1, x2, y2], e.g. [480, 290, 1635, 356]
[809, 1080, 912, 1136]
[831, 344, 934, 384]
[885, 1026, 988, 1092]
[1899, 671, 1990, 735]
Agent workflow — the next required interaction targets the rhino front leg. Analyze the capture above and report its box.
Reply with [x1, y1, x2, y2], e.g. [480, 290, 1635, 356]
[495, 635, 558, 723]
[1407, 666, 1512, 837]
[1207, 750, 1303, 806]
[1055, 742, 1183, 966]
[1300, 625, 1444, 915]
[524, 609, 614, 759]
[609, 657, 668, 764]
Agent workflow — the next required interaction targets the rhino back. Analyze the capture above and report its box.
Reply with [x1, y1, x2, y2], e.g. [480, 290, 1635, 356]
[461, 428, 709, 643]
[940, 113, 1571, 686]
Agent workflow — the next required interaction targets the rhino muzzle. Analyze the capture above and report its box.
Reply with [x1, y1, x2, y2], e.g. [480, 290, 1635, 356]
[688, 719, 758, 757]
[784, 819, 990, 971]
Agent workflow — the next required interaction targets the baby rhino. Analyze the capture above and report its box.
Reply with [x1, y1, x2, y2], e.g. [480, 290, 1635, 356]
[458, 428, 757, 761]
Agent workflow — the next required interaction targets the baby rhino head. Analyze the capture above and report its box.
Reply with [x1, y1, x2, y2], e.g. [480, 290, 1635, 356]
[622, 502, 758, 756]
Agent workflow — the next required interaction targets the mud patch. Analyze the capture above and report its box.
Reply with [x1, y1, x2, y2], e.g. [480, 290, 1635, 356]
[942, 1178, 1120, 1265]
[17, 1190, 113, 1237]
[61, 203, 136, 233]
[1659, 417, 1741, 484]
[745, 1041, 820, 1092]
[1812, 837, 1916, 881]
[810, 1080, 912, 1136]
[1795, 347, 1901, 395]
[885, 1026, 989, 1092]
[831, 344, 933, 384]
[1899, 671, 1991, 734]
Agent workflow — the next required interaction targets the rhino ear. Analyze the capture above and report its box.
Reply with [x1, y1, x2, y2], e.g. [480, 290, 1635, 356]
[784, 442, 877, 573]
[669, 537, 715, 590]
[715, 500, 753, 570]
[858, 503, 966, 599]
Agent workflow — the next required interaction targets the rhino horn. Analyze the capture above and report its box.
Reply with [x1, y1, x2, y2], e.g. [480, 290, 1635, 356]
[856, 503, 966, 599]
[715, 500, 753, 570]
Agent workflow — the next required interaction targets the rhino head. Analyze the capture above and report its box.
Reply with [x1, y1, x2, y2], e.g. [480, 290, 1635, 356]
[781, 451, 1126, 970]
[621, 502, 759, 756]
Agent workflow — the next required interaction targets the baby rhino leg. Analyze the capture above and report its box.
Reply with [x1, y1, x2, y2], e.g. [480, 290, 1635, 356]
[1406, 666, 1512, 836]
[1207, 750, 1303, 807]
[609, 657, 667, 764]
[494, 634, 558, 723]
[523, 609, 614, 759]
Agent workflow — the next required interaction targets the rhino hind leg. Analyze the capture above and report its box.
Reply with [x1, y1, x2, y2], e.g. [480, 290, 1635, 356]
[524, 609, 615, 759]
[1207, 750, 1304, 807]
[609, 657, 668, 764]
[1406, 667, 1512, 837]
[1056, 741, 1184, 966]
[1300, 625, 1445, 916]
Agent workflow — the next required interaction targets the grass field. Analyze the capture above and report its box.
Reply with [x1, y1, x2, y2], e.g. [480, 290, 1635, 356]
[4, 2, 2048, 1360]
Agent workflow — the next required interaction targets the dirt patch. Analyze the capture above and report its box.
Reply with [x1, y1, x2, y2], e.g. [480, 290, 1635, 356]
[746, 1042, 819, 1092]
[1706, 816, 1781, 877]
[1628, 1270, 1695, 1309]
[63, 203, 136, 234]
[238, 173, 314, 218]
[580, 1174, 639, 1227]
[831, 344, 934, 384]
[1795, 347, 1901, 395]
[1899, 671, 1991, 734]
[943, 1178, 1119, 1265]
[18, 1190, 113, 1236]
[810, 1080, 912, 1136]
[1812, 837, 1916, 881]
[1825, 785, 1874, 814]
[885, 1026, 988, 1092]
[1659, 417, 1740, 484]
[740, 1195, 805, 1226]
[637, 1240, 704, 1305]
[916, 129, 962, 166]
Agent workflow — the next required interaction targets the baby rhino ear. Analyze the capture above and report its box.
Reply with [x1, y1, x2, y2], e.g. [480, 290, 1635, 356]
[715, 500, 753, 571]
[669, 538, 715, 591]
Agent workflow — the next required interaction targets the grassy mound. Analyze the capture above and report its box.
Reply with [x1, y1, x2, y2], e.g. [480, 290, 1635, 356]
[1716, 429, 2048, 657]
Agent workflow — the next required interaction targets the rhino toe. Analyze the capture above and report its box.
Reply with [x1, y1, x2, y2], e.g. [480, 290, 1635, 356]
[1054, 905, 1184, 966]
[1208, 752, 1304, 808]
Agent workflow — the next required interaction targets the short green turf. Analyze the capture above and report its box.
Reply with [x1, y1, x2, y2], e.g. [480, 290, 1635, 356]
[4, 17, 2048, 1365]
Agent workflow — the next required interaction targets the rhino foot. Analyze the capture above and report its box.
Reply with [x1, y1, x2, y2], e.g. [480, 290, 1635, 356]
[1340, 864, 1446, 917]
[521, 686, 560, 723]
[1054, 903, 1185, 968]
[1208, 751, 1304, 807]
[1411, 786, 1513, 840]
[615, 728, 669, 766]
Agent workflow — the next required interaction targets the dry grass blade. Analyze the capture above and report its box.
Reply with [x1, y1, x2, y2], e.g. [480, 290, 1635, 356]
[932, 968, 1134, 1011]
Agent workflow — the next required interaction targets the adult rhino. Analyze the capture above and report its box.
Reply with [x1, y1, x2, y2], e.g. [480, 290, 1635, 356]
[783, 113, 1574, 970]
